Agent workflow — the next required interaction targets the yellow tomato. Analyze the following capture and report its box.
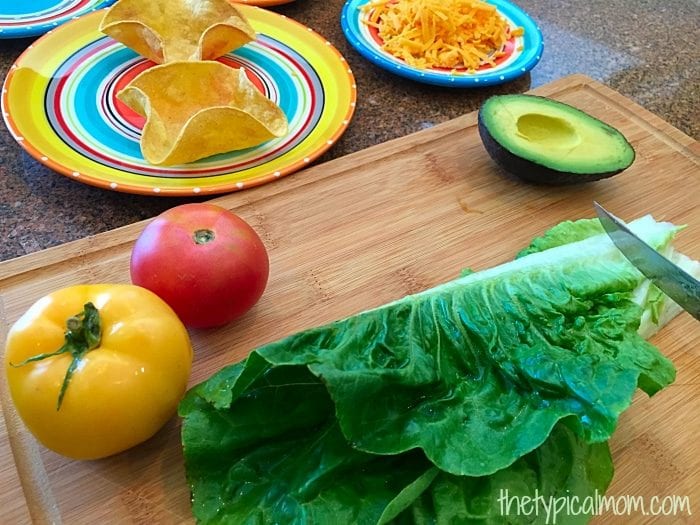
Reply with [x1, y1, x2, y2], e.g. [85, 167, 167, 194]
[4, 284, 193, 460]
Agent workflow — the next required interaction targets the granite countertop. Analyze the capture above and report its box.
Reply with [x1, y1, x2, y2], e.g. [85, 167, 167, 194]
[0, 0, 698, 263]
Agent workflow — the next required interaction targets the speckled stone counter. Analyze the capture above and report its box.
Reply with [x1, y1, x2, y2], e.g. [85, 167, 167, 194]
[0, 0, 698, 262]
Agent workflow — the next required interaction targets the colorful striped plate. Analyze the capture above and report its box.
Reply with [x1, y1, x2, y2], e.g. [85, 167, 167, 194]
[340, 0, 543, 87]
[0, 0, 116, 38]
[239, 0, 296, 5]
[2, 6, 357, 196]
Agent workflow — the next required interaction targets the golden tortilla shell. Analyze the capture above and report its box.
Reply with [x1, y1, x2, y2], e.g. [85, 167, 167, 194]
[118, 61, 289, 166]
[100, 0, 256, 63]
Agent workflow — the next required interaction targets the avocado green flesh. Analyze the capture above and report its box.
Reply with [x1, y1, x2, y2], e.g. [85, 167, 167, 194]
[480, 95, 634, 175]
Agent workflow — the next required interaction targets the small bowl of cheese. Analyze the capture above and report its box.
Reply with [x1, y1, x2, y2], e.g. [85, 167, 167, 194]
[341, 0, 544, 87]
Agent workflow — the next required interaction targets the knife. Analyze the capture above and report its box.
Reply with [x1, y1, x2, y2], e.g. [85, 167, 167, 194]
[594, 201, 700, 320]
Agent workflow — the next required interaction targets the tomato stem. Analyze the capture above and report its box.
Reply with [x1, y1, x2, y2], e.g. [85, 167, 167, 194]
[193, 229, 215, 245]
[10, 302, 102, 411]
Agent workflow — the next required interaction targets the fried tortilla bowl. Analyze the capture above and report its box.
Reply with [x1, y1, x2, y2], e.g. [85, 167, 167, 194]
[99, 0, 256, 63]
[118, 61, 289, 166]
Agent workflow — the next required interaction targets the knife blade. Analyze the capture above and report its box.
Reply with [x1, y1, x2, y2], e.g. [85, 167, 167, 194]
[594, 201, 700, 320]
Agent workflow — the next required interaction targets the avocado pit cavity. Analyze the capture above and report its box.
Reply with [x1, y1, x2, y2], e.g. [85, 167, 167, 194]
[516, 113, 580, 149]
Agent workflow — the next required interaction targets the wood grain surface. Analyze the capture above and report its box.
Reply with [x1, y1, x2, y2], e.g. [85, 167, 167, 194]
[0, 75, 698, 524]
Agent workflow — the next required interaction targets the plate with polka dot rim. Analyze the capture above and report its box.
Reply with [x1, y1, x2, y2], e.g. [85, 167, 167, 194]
[0, 0, 116, 38]
[340, 0, 543, 88]
[2, 6, 356, 196]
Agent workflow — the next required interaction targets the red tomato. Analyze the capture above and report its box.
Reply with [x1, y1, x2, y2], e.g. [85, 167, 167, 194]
[130, 203, 269, 328]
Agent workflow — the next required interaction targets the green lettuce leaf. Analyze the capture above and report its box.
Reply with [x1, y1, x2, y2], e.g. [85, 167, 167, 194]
[518, 217, 697, 338]
[397, 421, 612, 525]
[515, 219, 603, 258]
[181, 362, 612, 524]
[181, 215, 690, 524]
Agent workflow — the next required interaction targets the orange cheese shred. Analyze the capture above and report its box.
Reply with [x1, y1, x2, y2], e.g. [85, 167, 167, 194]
[362, 0, 523, 71]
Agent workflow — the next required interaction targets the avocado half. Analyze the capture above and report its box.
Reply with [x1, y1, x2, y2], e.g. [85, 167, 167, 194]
[477, 94, 635, 184]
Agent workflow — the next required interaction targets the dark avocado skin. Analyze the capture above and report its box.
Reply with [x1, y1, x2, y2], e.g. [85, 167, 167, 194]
[477, 98, 636, 185]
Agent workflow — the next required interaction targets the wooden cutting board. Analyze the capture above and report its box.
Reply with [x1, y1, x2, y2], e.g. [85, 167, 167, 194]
[0, 75, 698, 525]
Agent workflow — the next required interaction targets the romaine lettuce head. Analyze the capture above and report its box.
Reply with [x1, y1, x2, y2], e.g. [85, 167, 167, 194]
[180, 215, 696, 524]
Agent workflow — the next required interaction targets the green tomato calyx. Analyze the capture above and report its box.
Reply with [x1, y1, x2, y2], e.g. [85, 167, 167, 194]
[11, 302, 102, 410]
[193, 229, 216, 245]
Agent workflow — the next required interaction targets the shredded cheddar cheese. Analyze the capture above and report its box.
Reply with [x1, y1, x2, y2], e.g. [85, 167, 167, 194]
[362, 0, 523, 72]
